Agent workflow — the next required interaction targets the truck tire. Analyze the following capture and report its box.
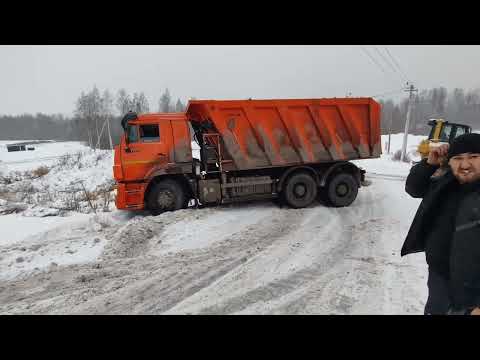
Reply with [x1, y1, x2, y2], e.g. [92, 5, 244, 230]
[326, 173, 358, 207]
[147, 179, 186, 215]
[283, 172, 317, 208]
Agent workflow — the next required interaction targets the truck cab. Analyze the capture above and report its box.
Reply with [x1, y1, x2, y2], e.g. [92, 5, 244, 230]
[113, 112, 194, 212]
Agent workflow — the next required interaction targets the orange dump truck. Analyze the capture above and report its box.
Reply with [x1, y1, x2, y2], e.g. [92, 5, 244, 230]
[113, 98, 381, 214]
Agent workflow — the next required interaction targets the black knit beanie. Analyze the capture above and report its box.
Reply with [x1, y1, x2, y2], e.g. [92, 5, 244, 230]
[448, 133, 480, 159]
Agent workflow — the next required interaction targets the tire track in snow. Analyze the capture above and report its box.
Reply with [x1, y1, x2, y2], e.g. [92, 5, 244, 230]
[367, 172, 407, 181]
[200, 181, 415, 315]
[0, 204, 306, 314]
[69, 205, 307, 314]
[171, 199, 376, 314]
[266, 211, 378, 314]
[142, 206, 311, 314]
[195, 222, 353, 315]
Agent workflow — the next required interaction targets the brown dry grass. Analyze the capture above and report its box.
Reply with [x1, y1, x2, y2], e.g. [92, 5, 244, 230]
[32, 166, 50, 178]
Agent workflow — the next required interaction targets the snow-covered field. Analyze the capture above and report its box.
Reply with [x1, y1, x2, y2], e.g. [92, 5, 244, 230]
[0, 140, 91, 172]
[0, 134, 431, 314]
[0, 140, 115, 217]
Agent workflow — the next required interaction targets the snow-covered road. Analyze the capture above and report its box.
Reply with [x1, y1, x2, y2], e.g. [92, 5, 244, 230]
[0, 175, 427, 314]
[164, 175, 427, 315]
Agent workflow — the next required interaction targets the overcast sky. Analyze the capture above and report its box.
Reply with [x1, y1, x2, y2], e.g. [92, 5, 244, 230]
[1, 45, 480, 116]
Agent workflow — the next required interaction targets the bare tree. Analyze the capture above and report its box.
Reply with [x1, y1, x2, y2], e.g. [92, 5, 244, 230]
[75, 91, 94, 148]
[437, 87, 447, 116]
[100, 89, 114, 149]
[175, 98, 186, 112]
[138, 92, 150, 113]
[91, 86, 102, 147]
[74, 86, 104, 150]
[158, 88, 172, 112]
[116, 88, 132, 116]
[132, 92, 150, 114]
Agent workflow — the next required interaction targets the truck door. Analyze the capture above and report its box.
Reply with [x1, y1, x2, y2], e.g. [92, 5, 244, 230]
[121, 122, 172, 181]
[171, 119, 193, 163]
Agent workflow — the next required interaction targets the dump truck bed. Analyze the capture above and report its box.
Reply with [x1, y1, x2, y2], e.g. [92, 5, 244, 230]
[186, 98, 381, 171]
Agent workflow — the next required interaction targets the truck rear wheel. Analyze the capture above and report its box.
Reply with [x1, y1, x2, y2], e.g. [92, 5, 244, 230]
[283, 172, 317, 208]
[326, 173, 358, 207]
[147, 179, 186, 215]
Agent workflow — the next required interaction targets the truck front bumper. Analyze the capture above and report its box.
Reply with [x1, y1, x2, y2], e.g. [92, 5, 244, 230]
[115, 182, 147, 210]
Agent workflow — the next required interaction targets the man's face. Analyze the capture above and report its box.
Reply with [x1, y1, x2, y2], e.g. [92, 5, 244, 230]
[449, 153, 480, 184]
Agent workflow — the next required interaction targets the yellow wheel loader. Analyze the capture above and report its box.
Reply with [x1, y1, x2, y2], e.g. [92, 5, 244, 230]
[417, 119, 472, 159]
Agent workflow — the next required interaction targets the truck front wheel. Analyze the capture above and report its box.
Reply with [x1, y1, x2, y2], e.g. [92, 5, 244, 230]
[283, 172, 318, 208]
[326, 173, 358, 207]
[147, 179, 186, 215]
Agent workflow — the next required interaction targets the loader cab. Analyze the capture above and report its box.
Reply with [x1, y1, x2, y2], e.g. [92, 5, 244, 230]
[427, 119, 471, 144]
[418, 119, 472, 159]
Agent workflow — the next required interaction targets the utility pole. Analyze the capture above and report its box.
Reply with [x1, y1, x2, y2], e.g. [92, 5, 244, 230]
[400, 83, 418, 162]
[387, 111, 393, 154]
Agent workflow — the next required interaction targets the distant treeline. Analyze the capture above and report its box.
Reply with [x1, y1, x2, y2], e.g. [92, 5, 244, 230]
[0, 113, 73, 141]
[2, 86, 480, 147]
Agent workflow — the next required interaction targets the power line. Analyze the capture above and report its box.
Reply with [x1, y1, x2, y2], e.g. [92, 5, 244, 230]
[361, 47, 402, 86]
[383, 47, 410, 84]
[361, 47, 389, 76]
[373, 47, 405, 86]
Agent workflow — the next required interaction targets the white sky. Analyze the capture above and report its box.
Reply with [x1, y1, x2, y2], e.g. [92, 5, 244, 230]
[1, 45, 480, 116]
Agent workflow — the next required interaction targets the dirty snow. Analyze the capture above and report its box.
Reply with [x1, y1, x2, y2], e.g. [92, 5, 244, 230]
[0, 211, 136, 281]
[0, 133, 433, 314]
[156, 204, 275, 255]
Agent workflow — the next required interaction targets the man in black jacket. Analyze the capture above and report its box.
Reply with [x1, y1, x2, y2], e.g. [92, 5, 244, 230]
[402, 133, 480, 315]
